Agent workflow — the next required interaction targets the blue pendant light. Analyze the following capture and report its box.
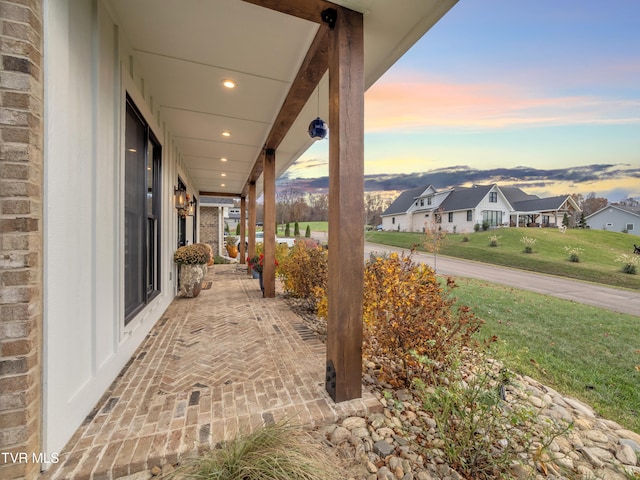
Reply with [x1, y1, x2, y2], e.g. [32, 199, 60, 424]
[308, 86, 327, 140]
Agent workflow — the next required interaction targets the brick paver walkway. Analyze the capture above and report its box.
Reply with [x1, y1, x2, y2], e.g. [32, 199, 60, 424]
[43, 265, 380, 479]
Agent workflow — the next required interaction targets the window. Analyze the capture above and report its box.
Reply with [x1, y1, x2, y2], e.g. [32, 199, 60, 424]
[627, 223, 634, 231]
[427, 197, 432, 206]
[392, 217, 395, 224]
[482, 210, 502, 227]
[420, 199, 424, 206]
[467, 210, 472, 221]
[124, 96, 161, 323]
[448, 212, 453, 222]
[489, 192, 497, 203]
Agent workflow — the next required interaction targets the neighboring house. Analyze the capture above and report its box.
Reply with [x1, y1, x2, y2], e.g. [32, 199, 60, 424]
[381, 184, 580, 233]
[586, 205, 640, 236]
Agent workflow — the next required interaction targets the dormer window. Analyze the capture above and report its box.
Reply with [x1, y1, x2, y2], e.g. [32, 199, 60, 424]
[427, 197, 432, 205]
[489, 192, 497, 203]
[420, 199, 424, 206]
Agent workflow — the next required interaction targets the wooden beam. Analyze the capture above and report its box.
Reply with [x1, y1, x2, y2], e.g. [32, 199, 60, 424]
[326, 7, 364, 402]
[241, 25, 329, 197]
[248, 182, 257, 275]
[198, 191, 241, 198]
[262, 149, 277, 298]
[240, 196, 247, 265]
[242, 0, 337, 24]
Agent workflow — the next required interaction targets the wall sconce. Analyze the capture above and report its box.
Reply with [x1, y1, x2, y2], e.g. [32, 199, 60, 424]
[174, 186, 187, 210]
[187, 202, 195, 217]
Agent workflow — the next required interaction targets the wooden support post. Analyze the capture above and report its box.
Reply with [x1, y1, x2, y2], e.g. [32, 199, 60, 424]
[240, 196, 247, 265]
[248, 182, 257, 274]
[263, 149, 276, 298]
[326, 7, 364, 402]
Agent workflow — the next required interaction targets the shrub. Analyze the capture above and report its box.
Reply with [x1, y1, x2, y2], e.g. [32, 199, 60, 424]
[462, 236, 469, 242]
[564, 245, 584, 263]
[285, 222, 291, 237]
[278, 241, 328, 310]
[474, 223, 481, 232]
[360, 253, 483, 386]
[413, 358, 570, 480]
[235, 223, 241, 235]
[616, 254, 639, 275]
[305, 225, 311, 238]
[174, 244, 210, 265]
[294, 221, 300, 237]
[482, 220, 490, 231]
[489, 235, 499, 247]
[520, 235, 536, 254]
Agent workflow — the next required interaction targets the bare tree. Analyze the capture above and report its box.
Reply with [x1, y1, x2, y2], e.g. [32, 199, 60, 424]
[365, 193, 387, 227]
[276, 183, 304, 226]
[422, 209, 446, 273]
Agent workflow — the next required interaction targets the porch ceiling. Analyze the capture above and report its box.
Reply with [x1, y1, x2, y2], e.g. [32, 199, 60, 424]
[106, 0, 457, 198]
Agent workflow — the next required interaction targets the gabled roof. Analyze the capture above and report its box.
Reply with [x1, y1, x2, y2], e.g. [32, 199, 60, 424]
[585, 204, 640, 220]
[500, 186, 539, 204]
[512, 195, 575, 212]
[439, 185, 494, 211]
[382, 185, 432, 216]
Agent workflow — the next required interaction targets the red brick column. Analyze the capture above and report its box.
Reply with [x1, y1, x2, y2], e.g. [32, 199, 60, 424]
[0, 1, 44, 479]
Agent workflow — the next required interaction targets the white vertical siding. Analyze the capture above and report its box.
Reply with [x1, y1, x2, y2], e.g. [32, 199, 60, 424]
[43, 0, 192, 456]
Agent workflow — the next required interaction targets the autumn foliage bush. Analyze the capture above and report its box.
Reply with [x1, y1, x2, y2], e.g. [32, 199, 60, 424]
[277, 241, 328, 310]
[362, 252, 484, 386]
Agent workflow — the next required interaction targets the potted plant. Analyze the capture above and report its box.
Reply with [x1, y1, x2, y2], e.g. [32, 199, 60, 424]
[246, 253, 278, 294]
[174, 243, 210, 297]
[225, 235, 238, 258]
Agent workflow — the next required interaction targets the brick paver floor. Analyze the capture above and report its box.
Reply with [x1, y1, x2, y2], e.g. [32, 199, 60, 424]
[42, 264, 380, 479]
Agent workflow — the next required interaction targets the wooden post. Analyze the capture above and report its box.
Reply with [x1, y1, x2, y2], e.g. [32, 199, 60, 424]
[248, 182, 257, 274]
[326, 7, 364, 402]
[263, 149, 276, 298]
[240, 196, 247, 264]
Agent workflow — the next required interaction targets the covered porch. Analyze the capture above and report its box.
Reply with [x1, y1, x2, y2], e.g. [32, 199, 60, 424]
[43, 265, 380, 479]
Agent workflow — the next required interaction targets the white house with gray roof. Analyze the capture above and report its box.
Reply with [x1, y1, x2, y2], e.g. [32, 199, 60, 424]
[381, 184, 580, 234]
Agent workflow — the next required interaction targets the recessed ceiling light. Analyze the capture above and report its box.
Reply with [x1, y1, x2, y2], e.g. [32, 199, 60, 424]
[221, 131, 231, 137]
[222, 79, 236, 89]
[220, 158, 228, 162]
[221, 183, 226, 187]
[221, 173, 226, 177]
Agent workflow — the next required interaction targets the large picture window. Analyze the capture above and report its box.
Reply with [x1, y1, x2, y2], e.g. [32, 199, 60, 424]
[124, 96, 161, 323]
[483, 210, 503, 227]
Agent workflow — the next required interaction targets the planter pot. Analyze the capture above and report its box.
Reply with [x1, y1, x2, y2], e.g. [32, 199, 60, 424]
[251, 268, 260, 279]
[226, 245, 238, 258]
[259, 271, 264, 294]
[179, 264, 206, 297]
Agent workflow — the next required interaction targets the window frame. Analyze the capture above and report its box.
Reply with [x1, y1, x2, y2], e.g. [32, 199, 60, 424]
[124, 95, 162, 325]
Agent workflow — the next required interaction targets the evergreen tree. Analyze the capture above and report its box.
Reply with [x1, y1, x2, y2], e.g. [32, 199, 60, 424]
[294, 221, 300, 237]
[562, 212, 569, 227]
[305, 225, 311, 238]
[285, 222, 290, 237]
[235, 224, 240, 235]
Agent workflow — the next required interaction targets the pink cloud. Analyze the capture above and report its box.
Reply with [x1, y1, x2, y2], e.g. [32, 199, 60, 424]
[364, 75, 640, 132]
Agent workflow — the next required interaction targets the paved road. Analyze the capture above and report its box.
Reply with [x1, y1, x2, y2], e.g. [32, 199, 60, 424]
[363, 242, 640, 317]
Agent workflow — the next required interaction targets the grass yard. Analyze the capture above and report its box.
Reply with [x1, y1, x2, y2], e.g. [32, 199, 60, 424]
[451, 277, 640, 433]
[365, 227, 640, 290]
[276, 221, 329, 234]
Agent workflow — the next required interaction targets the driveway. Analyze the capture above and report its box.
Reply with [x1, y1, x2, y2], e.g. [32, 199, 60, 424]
[363, 242, 640, 317]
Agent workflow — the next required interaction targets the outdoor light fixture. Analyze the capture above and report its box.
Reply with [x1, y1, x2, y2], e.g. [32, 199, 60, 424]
[308, 87, 327, 140]
[174, 186, 187, 210]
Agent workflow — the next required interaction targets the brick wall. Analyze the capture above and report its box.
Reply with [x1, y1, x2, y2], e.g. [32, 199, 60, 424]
[0, 1, 44, 479]
[200, 206, 220, 255]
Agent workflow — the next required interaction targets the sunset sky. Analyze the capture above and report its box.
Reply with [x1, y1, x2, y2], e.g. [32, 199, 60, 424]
[285, 0, 640, 202]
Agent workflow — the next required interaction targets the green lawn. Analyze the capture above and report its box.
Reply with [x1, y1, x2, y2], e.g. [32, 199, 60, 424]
[365, 228, 640, 290]
[276, 221, 329, 234]
[451, 278, 640, 433]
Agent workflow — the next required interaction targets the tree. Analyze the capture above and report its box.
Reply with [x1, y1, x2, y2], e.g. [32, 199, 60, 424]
[365, 193, 387, 227]
[285, 222, 290, 237]
[294, 221, 300, 237]
[422, 209, 446, 273]
[305, 225, 311, 238]
[573, 192, 607, 217]
[562, 212, 569, 228]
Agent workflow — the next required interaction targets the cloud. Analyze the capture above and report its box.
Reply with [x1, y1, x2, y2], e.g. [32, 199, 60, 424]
[364, 75, 640, 133]
[281, 164, 640, 202]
